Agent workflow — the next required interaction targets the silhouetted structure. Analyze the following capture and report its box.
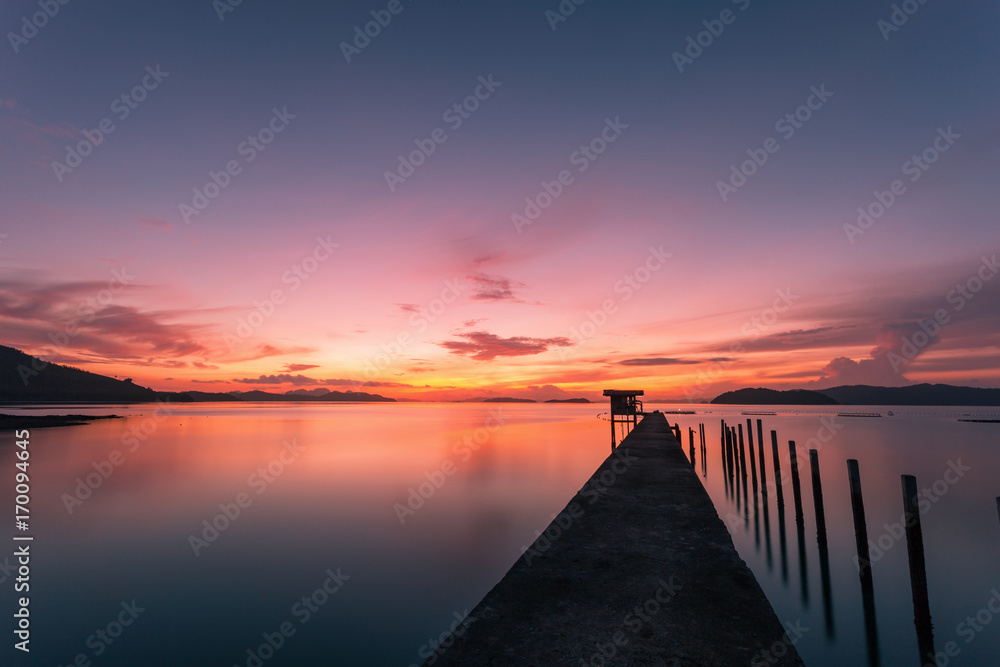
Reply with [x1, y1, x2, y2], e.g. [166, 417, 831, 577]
[603, 389, 643, 449]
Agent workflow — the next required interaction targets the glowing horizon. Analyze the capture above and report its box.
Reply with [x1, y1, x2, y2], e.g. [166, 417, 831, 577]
[2, 1, 998, 400]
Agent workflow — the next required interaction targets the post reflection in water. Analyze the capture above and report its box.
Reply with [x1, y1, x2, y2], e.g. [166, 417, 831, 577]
[795, 515, 809, 606]
[777, 498, 789, 585]
[683, 411, 1000, 666]
[762, 489, 773, 571]
[848, 459, 881, 667]
[902, 474, 936, 664]
[810, 450, 835, 638]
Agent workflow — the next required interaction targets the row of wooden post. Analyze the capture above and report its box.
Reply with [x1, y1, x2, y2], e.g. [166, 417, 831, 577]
[687, 424, 708, 478]
[705, 416, 997, 666]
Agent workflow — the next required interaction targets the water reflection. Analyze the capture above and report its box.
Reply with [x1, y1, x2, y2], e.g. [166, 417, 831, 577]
[671, 407, 1000, 667]
[0, 403, 611, 666]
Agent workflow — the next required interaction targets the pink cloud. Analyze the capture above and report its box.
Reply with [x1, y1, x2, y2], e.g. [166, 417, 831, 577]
[439, 330, 573, 361]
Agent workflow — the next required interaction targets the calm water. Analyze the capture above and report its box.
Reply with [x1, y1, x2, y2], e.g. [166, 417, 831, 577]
[0, 403, 998, 666]
[664, 405, 1000, 667]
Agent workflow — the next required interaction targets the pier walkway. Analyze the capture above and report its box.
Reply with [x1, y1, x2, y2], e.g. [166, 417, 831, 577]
[430, 411, 804, 666]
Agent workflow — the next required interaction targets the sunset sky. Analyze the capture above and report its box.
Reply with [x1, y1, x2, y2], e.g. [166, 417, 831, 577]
[1, 0, 998, 400]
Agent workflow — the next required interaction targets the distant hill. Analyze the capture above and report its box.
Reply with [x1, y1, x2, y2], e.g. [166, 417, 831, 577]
[818, 384, 1000, 406]
[166, 389, 394, 403]
[161, 391, 242, 402]
[711, 383, 1000, 406]
[0, 345, 395, 404]
[285, 388, 334, 396]
[712, 388, 839, 405]
[544, 398, 591, 403]
[314, 390, 395, 402]
[0, 345, 159, 403]
[482, 397, 537, 403]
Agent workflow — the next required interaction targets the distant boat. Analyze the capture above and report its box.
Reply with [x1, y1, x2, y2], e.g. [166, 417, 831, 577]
[742, 411, 776, 416]
[837, 412, 882, 418]
[663, 409, 696, 414]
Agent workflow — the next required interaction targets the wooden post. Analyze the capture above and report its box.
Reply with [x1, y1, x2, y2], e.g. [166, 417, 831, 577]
[850, 459, 880, 666]
[720, 420, 727, 474]
[902, 474, 935, 663]
[996, 497, 999, 527]
[725, 426, 735, 484]
[809, 450, 827, 541]
[747, 421, 758, 496]
[756, 419, 764, 473]
[735, 427, 744, 498]
[688, 428, 695, 465]
[789, 441, 804, 525]
[757, 421, 767, 498]
[847, 460, 872, 577]
[732, 428, 742, 498]
[700, 423, 707, 477]
[771, 430, 784, 509]
[737, 424, 747, 480]
[609, 399, 617, 451]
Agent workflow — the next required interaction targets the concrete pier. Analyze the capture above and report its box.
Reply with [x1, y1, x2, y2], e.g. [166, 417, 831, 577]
[429, 412, 804, 666]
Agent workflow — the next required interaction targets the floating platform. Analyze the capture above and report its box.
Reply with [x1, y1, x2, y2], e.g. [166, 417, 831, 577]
[429, 411, 804, 666]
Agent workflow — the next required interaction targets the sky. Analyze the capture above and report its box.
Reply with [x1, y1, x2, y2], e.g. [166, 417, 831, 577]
[1, 0, 998, 401]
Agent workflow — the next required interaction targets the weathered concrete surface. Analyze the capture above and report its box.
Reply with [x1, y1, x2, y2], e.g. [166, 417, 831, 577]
[429, 412, 804, 666]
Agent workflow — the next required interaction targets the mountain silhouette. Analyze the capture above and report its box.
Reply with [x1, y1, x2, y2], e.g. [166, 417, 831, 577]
[712, 384, 1000, 406]
[0, 345, 394, 403]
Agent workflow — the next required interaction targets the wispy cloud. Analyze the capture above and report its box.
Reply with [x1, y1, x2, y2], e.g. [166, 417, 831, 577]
[618, 357, 733, 366]
[283, 363, 319, 372]
[232, 374, 320, 386]
[439, 330, 572, 361]
[134, 217, 174, 232]
[466, 273, 524, 302]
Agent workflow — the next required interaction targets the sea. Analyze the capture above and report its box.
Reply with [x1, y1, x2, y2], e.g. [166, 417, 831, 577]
[0, 402, 998, 666]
